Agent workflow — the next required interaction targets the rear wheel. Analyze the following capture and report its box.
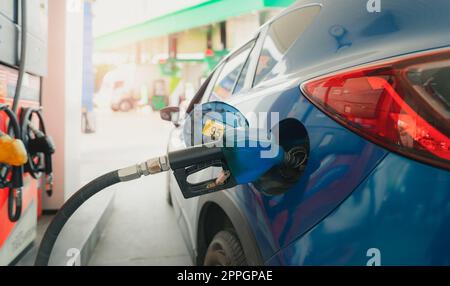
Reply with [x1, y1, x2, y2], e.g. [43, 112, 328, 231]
[204, 230, 247, 266]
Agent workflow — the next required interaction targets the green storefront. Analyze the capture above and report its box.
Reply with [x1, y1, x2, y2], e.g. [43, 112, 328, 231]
[95, 0, 297, 51]
[95, 0, 297, 110]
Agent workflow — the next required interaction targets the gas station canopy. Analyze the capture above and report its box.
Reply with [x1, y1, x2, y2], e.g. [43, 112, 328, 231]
[94, 0, 296, 51]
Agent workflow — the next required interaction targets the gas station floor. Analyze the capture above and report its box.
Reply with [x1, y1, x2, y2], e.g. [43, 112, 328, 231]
[18, 108, 191, 266]
[83, 108, 191, 266]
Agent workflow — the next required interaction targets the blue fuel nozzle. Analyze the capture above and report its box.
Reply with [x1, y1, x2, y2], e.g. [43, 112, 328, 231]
[222, 138, 285, 185]
[168, 135, 285, 199]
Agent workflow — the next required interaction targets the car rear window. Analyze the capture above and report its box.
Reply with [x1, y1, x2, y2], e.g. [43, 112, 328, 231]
[253, 5, 321, 86]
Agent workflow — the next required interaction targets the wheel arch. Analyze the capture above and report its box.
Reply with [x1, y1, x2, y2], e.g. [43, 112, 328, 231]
[196, 191, 263, 266]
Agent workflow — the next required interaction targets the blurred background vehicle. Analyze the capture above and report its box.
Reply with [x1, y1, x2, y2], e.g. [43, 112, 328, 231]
[95, 64, 167, 112]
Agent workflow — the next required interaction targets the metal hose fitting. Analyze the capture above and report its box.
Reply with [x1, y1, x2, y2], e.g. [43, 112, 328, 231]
[118, 156, 170, 182]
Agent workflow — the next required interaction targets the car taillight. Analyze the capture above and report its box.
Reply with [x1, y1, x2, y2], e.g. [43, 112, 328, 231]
[302, 49, 450, 170]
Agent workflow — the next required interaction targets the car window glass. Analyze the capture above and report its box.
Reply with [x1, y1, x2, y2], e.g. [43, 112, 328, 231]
[233, 54, 252, 95]
[209, 41, 254, 102]
[253, 5, 321, 86]
[185, 66, 221, 114]
[202, 64, 224, 104]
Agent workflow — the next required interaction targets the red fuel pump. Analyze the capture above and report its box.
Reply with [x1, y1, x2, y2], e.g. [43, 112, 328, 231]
[0, 0, 49, 265]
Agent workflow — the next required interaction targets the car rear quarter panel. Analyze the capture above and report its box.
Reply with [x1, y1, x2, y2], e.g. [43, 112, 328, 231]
[224, 84, 387, 261]
[267, 154, 450, 266]
[221, 0, 450, 262]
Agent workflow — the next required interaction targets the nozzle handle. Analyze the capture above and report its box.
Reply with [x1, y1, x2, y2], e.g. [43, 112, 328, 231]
[168, 145, 237, 199]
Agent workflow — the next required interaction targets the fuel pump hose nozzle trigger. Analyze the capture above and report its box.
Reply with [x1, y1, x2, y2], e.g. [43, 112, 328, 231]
[35, 142, 285, 266]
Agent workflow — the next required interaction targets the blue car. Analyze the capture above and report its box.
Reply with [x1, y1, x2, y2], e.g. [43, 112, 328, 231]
[163, 0, 450, 266]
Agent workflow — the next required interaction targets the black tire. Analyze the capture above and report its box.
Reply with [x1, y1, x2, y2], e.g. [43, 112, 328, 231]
[119, 100, 133, 112]
[204, 230, 247, 266]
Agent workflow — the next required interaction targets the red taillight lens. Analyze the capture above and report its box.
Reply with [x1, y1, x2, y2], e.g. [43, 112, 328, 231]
[302, 50, 450, 170]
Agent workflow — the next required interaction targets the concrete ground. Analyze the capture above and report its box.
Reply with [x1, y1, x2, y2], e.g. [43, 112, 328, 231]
[83, 108, 191, 266]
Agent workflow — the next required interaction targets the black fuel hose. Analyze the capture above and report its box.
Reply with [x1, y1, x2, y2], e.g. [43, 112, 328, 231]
[34, 156, 170, 266]
[12, 0, 27, 113]
[34, 171, 120, 266]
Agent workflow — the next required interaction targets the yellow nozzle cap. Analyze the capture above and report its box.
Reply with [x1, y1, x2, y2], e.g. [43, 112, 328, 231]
[0, 135, 28, 166]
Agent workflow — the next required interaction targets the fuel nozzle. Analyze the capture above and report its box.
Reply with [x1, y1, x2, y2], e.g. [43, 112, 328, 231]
[167, 135, 288, 199]
[0, 132, 28, 167]
[168, 143, 237, 198]
[114, 136, 288, 199]
[29, 124, 56, 196]
[20, 107, 56, 197]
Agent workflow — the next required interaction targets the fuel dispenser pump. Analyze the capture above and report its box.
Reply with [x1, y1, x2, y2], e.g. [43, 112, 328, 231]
[35, 102, 308, 266]
[0, 0, 49, 265]
[0, 105, 28, 222]
[20, 108, 56, 197]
